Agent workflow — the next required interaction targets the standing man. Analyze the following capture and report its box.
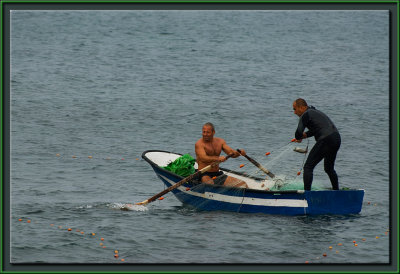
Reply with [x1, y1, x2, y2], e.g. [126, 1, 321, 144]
[195, 122, 248, 188]
[292, 98, 341, 190]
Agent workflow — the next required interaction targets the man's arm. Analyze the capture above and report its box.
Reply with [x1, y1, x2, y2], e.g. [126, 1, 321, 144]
[295, 112, 314, 140]
[221, 140, 241, 158]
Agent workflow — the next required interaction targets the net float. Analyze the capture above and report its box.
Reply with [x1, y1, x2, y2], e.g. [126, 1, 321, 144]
[294, 147, 308, 153]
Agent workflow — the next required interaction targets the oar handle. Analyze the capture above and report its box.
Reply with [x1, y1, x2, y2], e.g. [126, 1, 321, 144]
[136, 154, 233, 205]
[237, 149, 275, 178]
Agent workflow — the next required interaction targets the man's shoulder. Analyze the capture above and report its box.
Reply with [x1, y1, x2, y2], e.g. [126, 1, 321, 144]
[195, 138, 203, 146]
[307, 107, 327, 118]
[213, 137, 226, 144]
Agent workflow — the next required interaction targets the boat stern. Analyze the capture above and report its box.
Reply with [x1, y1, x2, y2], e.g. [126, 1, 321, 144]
[305, 189, 365, 215]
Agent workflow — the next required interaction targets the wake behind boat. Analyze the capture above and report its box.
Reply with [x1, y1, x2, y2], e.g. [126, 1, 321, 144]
[141, 150, 364, 216]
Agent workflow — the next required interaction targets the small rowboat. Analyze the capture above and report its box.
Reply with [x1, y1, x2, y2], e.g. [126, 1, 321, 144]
[142, 150, 364, 216]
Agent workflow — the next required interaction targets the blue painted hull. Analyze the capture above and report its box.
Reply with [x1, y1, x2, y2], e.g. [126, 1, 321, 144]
[142, 150, 364, 216]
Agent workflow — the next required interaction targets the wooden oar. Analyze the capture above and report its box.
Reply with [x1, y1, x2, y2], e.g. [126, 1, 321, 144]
[237, 149, 275, 178]
[135, 154, 233, 206]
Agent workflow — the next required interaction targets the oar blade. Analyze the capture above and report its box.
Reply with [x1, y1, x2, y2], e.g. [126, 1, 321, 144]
[121, 203, 148, 211]
[134, 200, 149, 206]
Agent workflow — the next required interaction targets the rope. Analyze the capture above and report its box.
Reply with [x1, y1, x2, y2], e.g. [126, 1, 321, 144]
[237, 187, 246, 213]
[297, 139, 310, 177]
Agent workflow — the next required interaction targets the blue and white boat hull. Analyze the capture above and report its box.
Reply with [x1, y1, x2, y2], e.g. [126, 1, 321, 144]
[142, 150, 364, 216]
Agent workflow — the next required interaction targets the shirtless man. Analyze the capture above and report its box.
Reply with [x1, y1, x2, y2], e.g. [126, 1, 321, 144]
[195, 122, 248, 188]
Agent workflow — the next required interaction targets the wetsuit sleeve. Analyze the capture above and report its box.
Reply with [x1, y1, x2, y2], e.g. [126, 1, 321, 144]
[295, 112, 313, 139]
[305, 130, 314, 138]
[295, 114, 306, 140]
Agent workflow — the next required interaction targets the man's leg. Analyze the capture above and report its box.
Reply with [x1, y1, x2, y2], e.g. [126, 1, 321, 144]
[324, 153, 339, 190]
[202, 172, 248, 188]
[303, 142, 325, 190]
[223, 176, 248, 188]
[201, 175, 213, 184]
[323, 133, 341, 190]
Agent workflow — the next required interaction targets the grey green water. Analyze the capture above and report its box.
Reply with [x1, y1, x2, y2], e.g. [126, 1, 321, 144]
[10, 10, 390, 267]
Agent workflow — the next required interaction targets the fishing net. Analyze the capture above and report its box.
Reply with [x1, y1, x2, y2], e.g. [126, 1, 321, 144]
[238, 140, 328, 191]
[162, 153, 196, 177]
[183, 182, 247, 213]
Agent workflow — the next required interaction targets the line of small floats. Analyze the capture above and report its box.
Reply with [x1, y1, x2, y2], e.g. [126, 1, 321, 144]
[16, 201, 387, 264]
[17, 217, 126, 262]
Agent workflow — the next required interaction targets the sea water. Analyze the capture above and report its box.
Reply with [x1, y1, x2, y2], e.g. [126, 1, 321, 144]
[9, 9, 391, 270]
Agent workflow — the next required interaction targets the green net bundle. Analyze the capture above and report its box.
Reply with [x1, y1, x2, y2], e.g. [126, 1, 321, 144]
[163, 154, 196, 177]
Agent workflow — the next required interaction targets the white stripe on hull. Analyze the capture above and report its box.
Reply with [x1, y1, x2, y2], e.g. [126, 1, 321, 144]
[158, 174, 308, 208]
[204, 192, 308, 208]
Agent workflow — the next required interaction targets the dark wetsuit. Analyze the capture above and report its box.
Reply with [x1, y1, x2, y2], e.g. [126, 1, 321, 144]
[199, 171, 228, 185]
[295, 106, 341, 190]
